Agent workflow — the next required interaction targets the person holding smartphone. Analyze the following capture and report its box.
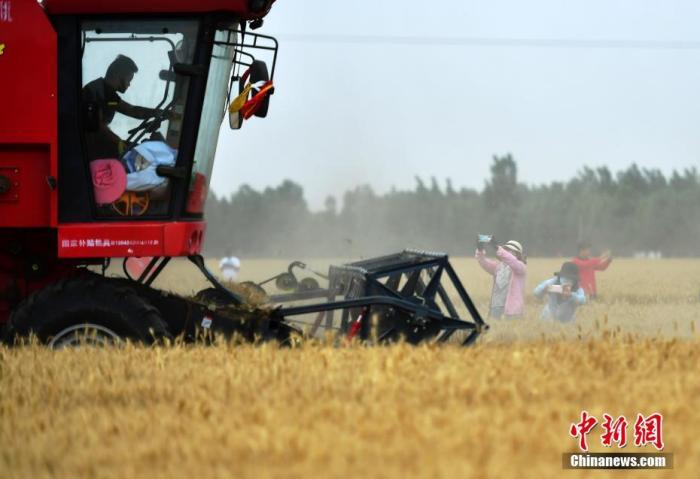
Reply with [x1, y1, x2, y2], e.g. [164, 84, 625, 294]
[533, 261, 587, 322]
[475, 235, 527, 319]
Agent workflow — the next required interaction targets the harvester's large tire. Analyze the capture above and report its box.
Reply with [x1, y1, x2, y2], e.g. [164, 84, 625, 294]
[6, 275, 171, 348]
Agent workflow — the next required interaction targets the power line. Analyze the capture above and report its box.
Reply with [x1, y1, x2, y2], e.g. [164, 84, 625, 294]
[278, 33, 700, 50]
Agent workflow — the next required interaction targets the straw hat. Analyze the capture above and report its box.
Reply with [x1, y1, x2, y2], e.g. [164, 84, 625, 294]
[503, 240, 524, 257]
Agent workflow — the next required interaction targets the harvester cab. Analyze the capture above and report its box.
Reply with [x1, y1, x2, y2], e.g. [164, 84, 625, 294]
[75, 18, 276, 220]
[1, 0, 487, 347]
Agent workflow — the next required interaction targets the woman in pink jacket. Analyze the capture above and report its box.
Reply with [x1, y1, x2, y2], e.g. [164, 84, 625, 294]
[475, 238, 527, 319]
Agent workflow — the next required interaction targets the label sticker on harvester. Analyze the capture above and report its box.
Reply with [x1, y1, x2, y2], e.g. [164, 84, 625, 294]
[201, 317, 213, 329]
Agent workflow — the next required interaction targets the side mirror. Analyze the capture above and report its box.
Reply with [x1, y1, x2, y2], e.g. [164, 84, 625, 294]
[229, 101, 244, 130]
[227, 59, 272, 130]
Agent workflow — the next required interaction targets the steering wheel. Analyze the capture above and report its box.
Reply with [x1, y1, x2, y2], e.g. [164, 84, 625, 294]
[123, 108, 173, 152]
[127, 108, 171, 136]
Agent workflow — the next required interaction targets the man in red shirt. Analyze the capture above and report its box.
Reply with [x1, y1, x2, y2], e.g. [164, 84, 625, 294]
[571, 242, 612, 299]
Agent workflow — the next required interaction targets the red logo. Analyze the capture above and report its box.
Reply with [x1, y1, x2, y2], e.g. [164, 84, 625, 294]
[570, 412, 664, 451]
[569, 411, 598, 452]
[601, 414, 628, 448]
[633, 413, 664, 450]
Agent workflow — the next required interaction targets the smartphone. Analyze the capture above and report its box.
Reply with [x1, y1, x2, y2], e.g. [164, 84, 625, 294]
[477, 234, 493, 251]
[478, 234, 493, 244]
[548, 284, 563, 294]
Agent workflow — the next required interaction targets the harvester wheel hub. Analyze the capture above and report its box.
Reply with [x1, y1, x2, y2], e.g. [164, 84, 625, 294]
[48, 323, 121, 349]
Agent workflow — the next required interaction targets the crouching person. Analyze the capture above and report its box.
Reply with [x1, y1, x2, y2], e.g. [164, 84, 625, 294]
[534, 262, 586, 322]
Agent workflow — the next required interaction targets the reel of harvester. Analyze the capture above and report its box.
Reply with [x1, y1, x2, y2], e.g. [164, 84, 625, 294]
[242, 261, 328, 298]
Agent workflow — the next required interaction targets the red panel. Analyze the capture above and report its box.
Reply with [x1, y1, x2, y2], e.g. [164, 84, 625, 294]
[0, 0, 58, 226]
[0, 145, 52, 227]
[58, 221, 206, 258]
[186, 172, 208, 214]
[43, 0, 276, 18]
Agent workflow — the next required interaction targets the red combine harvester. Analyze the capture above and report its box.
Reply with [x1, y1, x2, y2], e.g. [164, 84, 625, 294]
[1, 0, 486, 347]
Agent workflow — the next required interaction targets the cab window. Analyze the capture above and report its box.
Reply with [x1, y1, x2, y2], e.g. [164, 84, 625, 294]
[80, 19, 198, 217]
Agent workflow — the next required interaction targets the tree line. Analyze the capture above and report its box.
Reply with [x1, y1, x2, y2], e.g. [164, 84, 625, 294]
[204, 155, 700, 258]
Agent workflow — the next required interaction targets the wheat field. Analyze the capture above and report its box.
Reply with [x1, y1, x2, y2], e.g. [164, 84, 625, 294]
[1, 257, 699, 478]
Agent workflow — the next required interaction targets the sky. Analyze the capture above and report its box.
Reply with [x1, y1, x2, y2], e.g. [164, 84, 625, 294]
[210, 0, 700, 210]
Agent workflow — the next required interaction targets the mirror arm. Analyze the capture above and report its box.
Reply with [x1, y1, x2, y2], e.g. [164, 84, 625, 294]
[173, 63, 206, 76]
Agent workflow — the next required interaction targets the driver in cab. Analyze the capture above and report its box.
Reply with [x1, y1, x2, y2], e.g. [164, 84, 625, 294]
[82, 54, 169, 159]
